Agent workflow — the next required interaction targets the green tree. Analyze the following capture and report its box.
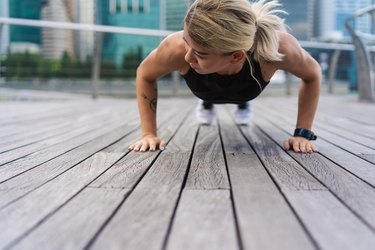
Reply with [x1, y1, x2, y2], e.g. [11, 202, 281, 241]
[100, 60, 118, 79]
[2, 52, 44, 79]
[122, 46, 142, 78]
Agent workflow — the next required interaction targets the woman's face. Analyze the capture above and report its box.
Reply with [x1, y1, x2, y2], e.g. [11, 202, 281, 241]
[183, 26, 235, 75]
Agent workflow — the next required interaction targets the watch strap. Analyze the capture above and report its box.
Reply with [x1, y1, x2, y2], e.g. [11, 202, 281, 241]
[294, 128, 317, 140]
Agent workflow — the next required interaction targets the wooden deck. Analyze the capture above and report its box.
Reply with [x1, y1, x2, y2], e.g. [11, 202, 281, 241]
[1, 89, 375, 250]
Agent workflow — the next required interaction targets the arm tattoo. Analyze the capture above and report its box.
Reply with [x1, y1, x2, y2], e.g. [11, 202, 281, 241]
[142, 93, 157, 112]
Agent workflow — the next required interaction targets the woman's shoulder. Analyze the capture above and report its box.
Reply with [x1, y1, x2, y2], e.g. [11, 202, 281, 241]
[155, 31, 187, 67]
[276, 32, 304, 59]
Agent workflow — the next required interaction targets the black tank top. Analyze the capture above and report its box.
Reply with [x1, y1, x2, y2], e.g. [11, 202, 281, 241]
[181, 54, 269, 104]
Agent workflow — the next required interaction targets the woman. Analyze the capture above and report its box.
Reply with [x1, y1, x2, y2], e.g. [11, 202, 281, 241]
[128, 0, 321, 153]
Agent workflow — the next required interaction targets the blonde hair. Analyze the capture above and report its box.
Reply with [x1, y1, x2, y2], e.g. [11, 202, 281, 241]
[185, 0, 287, 62]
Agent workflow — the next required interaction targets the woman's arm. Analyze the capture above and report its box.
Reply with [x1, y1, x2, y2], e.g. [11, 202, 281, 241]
[273, 32, 322, 153]
[129, 32, 187, 152]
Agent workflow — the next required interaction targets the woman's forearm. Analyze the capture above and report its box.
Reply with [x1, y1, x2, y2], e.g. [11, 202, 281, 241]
[296, 76, 321, 130]
[136, 76, 158, 137]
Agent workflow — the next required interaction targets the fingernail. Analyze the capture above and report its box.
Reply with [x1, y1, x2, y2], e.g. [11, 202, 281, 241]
[160, 147, 165, 151]
[140, 149, 145, 152]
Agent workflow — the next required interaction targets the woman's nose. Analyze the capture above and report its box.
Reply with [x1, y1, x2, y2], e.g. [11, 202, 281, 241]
[185, 48, 197, 64]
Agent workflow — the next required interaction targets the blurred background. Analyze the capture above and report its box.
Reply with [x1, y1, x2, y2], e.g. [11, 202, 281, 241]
[0, 0, 374, 97]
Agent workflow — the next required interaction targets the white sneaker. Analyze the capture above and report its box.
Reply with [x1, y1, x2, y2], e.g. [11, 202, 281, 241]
[234, 102, 252, 125]
[196, 100, 216, 125]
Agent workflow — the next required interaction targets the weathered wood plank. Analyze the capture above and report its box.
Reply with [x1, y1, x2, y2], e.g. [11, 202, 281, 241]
[0, 100, 95, 126]
[92, 100, 194, 189]
[10, 188, 130, 250]
[253, 102, 375, 187]
[185, 124, 230, 190]
[286, 190, 375, 250]
[0, 118, 130, 182]
[89, 152, 192, 250]
[255, 95, 375, 125]
[167, 190, 238, 250]
[254, 115, 375, 231]
[0, 125, 132, 208]
[241, 125, 324, 191]
[1, 95, 374, 250]
[89, 107, 197, 250]
[0, 152, 124, 249]
[255, 96, 375, 147]
[0, 107, 135, 163]
[254, 100, 375, 163]
[218, 106, 316, 250]
[316, 114, 375, 140]
[0, 101, 112, 143]
[5, 100, 194, 249]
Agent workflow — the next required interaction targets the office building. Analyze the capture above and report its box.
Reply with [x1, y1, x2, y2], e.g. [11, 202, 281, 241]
[281, 0, 316, 40]
[41, 0, 75, 59]
[316, 0, 372, 41]
[76, 0, 95, 61]
[98, 0, 164, 66]
[0, 0, 9, 54]
[8, 0, 42, 51]
[166, 0, 191, 31]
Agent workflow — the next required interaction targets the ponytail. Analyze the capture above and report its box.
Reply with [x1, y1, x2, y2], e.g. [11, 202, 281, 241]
[251, 0, 287, 62]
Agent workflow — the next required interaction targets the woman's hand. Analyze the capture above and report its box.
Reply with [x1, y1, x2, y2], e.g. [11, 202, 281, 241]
[283, 137, 318, 153]
[128, 135, 167, 152]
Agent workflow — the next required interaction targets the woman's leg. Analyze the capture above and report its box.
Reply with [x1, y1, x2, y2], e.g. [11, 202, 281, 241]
[196, 99, 216, 125]
[234, 101, 252, 125]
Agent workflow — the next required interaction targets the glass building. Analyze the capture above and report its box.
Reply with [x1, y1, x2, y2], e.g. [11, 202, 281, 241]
[98, 0, 164, 66]
[97, 0, 193, 66]
[316, 0, 372, 41]
[281, 0, 315, 40]
[8, 0, 43, 46]
[0, 0, 9, 54]
[166, 0, 191, 31]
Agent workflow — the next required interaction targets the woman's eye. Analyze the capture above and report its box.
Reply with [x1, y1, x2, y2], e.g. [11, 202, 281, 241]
[195, 54, 205, 59]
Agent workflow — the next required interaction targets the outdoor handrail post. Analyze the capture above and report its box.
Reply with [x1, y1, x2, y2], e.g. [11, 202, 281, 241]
[91, 32, 103, 99]
[172, 71, 179, 95]
[345, 6, 375, 102]
[328, 49, 341, 94]
[286, 71, 292, 95]
[0, 23, 3, 82]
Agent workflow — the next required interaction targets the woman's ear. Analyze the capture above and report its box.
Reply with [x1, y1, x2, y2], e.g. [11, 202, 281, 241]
[230, 51, 246, 63]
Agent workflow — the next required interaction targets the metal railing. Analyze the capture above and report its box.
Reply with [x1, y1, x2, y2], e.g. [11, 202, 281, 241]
[1, 17, 374, 98]
[0, 17, 174, 99]
[345, 5, 375, 102]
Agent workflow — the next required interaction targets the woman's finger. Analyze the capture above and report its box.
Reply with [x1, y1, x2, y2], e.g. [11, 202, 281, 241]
[159, 140, 167, 150]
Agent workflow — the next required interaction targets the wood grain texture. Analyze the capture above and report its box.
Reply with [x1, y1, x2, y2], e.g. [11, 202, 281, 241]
[11, 187, 130, 250]
[90, 107, 196, 250]
[254, 104, 375, 187]
[90, 152, 191, 250]
[241, 125, 324, 191]
[167, 190, 238, 250]
[1, 95, 374, 250]
[254, 115, 375, 231]
[0, 152, 124, 249]
[0, 125, 130, 208]
[218, 106, 316, 250]
[286, 190, 375, 250]
[185, 125, 230, 190]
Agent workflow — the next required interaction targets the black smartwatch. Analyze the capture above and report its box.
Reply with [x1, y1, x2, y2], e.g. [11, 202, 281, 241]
[294, 128, 317, 140]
